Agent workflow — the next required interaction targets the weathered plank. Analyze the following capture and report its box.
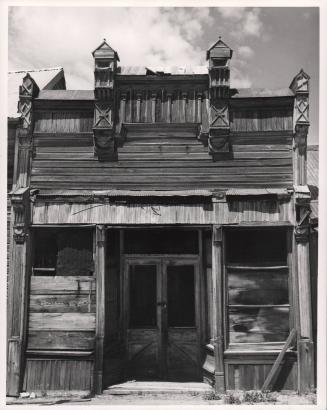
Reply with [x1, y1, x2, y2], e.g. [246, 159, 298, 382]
[29, 294, 96, 313]
[261, 328, 296, 391]
[30, 276, 95, 294]
[29, 313, 96, 331]
[27, 330, 95, 350]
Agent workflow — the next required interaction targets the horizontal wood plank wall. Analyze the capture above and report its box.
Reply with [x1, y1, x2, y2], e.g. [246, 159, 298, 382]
[225, 357, 297, 390]
[30, 107, 293, 191]
[24, 276, 96, 392]
[32, 199, 294, 225]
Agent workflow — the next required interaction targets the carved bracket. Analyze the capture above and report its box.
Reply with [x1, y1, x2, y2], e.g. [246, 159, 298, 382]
[208, 129, 230, 160]
[294, 124, 309, 155]
[10, 187, 30, 244]
[93, 128, 117, 161]
[17, 128, 33, 150]
[294, 193, 311, 243]
[213, 225, 223, 244]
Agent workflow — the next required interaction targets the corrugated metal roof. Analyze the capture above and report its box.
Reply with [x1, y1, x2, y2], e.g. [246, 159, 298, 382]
[36, 189, 213, 198]
[36, 90, 94, 100]
[8, 67, 64, 118]
[230, 88, 294, 98]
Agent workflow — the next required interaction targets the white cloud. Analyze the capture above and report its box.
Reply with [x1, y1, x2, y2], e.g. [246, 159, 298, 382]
[218, 7, 263, 39]
[9, 7, 212, 89]
[238, 45, 254, 59]
[218, 8, 245, 21]
[243, 9, 263, 37]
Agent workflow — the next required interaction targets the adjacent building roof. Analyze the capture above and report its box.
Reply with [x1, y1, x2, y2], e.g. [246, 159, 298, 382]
[8, 67, 65, 119]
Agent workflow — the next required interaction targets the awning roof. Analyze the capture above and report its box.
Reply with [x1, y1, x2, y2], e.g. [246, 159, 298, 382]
[35, 189, 213, 198]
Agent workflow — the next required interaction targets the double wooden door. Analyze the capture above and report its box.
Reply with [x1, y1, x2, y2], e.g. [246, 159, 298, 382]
[124, 255, 201, 381]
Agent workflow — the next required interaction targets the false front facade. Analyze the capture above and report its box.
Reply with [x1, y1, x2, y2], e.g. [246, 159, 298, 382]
[7, 39, 316, 396]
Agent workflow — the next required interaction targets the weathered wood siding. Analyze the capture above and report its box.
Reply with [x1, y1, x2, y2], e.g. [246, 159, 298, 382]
[23, 359, 93, 392]
[25, 276, 95, 392]
[225, 355, 297, 390]
[32, 198, 294, 225]
[30, 105, 293, 191]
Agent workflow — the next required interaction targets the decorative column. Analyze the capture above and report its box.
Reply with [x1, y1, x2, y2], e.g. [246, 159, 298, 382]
[7, 73, 38, 396]
[206, 37, 232, 160]
[211, 225, 225, 393]
[290, 69, 315, 393]
[92, 39, 119, 161]
[94, 225, 106, 394]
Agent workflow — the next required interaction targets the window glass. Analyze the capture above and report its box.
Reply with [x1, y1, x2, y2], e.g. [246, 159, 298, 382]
[226, 228, 290, 344]
[129, 265, 157, 328]
[167, 265, 195, 327]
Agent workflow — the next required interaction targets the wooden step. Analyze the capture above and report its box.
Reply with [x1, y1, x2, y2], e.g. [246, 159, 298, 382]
[102, 381, 213, 395]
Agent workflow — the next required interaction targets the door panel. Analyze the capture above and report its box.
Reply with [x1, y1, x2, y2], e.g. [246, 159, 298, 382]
[167, 328, 200, 380]
[124, 256, 201, 381]
[166, 262, 201, 380]
[125, 261, 161, 380]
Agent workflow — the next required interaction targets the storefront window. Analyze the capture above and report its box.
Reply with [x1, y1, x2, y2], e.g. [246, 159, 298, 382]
[225, 228, 290, 344]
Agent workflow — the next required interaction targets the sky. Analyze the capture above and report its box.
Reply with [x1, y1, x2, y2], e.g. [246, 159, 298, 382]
[8, 6, 319, 143]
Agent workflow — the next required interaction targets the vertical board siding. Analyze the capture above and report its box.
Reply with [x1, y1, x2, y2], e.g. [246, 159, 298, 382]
[225, 359, 297, 390]
[34, 111, 93, 133]
[23, 359, 93, 392]
[230, 109, 293, 132]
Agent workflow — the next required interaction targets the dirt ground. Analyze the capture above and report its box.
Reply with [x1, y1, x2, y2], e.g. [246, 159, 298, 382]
[7, 391, 317, 406]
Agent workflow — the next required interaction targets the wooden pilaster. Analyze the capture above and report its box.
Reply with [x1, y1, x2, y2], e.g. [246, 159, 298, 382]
[294, 205, 315, 393]
[7, 188, 31, 396]
[211, 225, 225, 393]
[92, 39, 119, 161]
[207, 37, 232, 160]
[94, 225, 106, 394]
[7, 73, 38, 396]
[290, 69, 314, 392]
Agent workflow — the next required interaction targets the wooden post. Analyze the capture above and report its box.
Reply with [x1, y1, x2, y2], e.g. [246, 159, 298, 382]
[211, 225, 225, 393]
[94, 225, 106, 394]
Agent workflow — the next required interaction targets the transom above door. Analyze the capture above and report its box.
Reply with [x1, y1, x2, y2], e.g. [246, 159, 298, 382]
[123, 255, 201, 381]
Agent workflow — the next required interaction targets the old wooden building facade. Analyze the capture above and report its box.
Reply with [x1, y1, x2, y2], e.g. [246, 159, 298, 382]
[7, 38, 316, 396]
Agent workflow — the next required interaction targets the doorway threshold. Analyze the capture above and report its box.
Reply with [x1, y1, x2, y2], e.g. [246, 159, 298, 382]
[103, 381, 213, 396]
